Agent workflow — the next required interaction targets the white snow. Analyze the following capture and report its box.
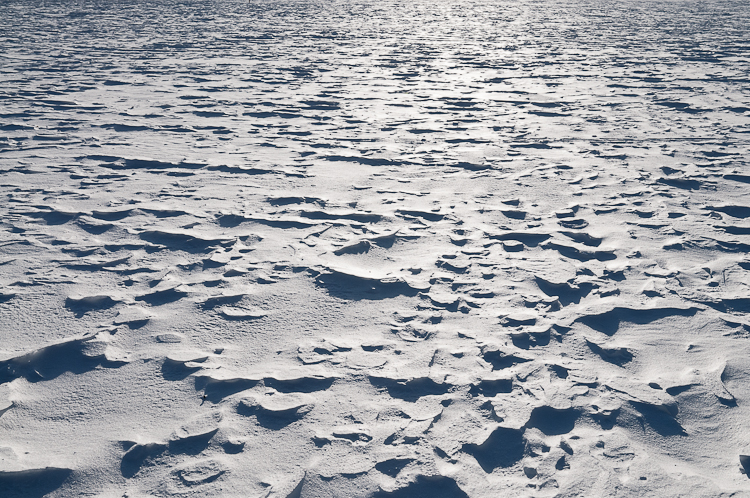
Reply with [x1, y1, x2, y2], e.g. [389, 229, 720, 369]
[1, 0, 750, 496]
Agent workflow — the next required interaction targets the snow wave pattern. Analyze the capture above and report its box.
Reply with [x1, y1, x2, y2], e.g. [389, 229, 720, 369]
[1, 0, 750, 496]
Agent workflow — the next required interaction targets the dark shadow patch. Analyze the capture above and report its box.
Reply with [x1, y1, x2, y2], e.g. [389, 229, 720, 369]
[326, 155, 411, 167]
[700, 298, 750, 314]
[396, 209, 444, 222]
[134, 288, 188, 306]
[200, 294, 245, 310]
[0, 467, 73, 498]
[372, 474, 468, 498]
[657, 177, 702, 190]
[740, 455, 750, 477]
[285, 477, 304, 498]
[665, 384, 694, 396]
[718, 396, 737, 407]
[237, 400, 311, 430]
[194, 376, 259, 402]
[141, 208, 189, 218]
[0, 336, 126, 385]
[0, 401, 12, 418]
[64, 295, 119, 317]
[706, 205, 750, 219]
[724, 174, 750, 184]
[488, 232, 550, 247]
[585, 339, 633, 365]
[558, 218, 589, 229]
[264, 376, 335, 393]
[375, 458, 414, 478]
[561, 232, 602, 247]
[0, 292, 16, 304]
[469, 378, 513, 397]
[208, 164, 274, 176]
[549, 364, 569, 379]
[333, 240, 372, 255]
[454, 161, 491, 171]
[510, 142, 557, 149]
[299, 210, 382, 223]
[603, 268, 626, 282]
[23, 209, 78, 225]
[119, 158, 205, 170]
[436, 259, 469, 274]
[462, 427, 526, 473]
[713, 240, 750, 254]
[481, 349, 531, 370]
[591, 407, 620, 430]
[500, 315, 537, 327]
[246, 218, 318, 229]
[526, 406, 579, 435]
[370, 231, 417, 249]
[630, 401, 686, 436]
[247, 410, 296, 430]
[138, 230, 231, 253]
[509, 331, 549, 349]
[169, 428, 219, 455]
[77, 219, 114, 234]
[161, 358, 203, 381]
[221, 440, 244, 454]
[369, 376, 450, 402]
[543, 241, 616, 261]
[314, 271, 420, 300]
[267, 196, 326, 207]
[120, 442, 167, 478]
[216, 214, 251, 228]
[501, 210, 526, 220]
[91, 209, 134, 221]
[177, 464, 225, 486]
[100, 123, 150, 132]
[575, 307, 698, 336]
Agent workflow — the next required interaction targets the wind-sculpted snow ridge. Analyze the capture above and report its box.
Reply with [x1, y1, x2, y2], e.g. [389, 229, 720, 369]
[2, 0, 750, 496]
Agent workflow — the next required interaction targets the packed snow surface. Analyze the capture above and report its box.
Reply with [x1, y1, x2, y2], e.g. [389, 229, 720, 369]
[2, 0, 750, 496]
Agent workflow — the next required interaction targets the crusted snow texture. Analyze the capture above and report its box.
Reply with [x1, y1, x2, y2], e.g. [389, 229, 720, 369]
[1, 0, 750, 497]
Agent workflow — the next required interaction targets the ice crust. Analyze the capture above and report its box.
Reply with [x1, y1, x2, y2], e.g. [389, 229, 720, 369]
[1, 0, 750, 496]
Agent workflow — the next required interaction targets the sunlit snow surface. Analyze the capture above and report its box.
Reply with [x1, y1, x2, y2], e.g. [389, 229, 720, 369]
[1, 0, 750, 496]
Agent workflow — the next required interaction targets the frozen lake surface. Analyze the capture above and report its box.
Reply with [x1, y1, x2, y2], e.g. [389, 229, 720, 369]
[1, 0, 750, 496]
